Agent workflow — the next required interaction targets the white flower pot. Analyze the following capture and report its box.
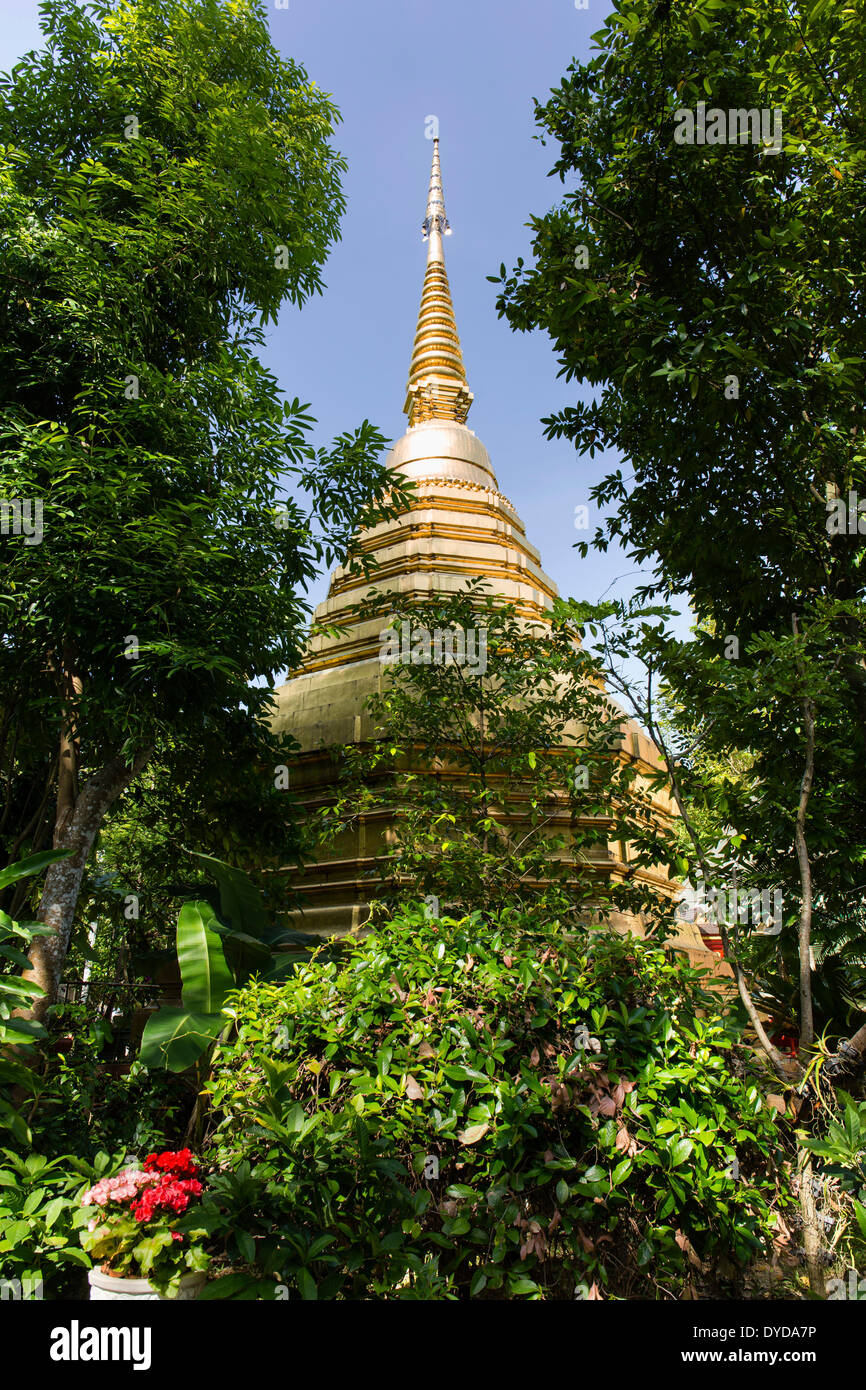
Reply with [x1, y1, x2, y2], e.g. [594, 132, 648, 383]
[88, 1268, 206, 1301]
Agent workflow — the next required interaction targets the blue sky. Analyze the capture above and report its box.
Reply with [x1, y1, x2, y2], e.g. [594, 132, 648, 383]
[0, 0, 669, 622]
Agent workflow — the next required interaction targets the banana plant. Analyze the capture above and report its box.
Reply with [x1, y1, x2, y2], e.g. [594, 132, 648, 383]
[189, 851, 320, 982]
[139, 855, 324, 1073]
[139, 900, 235, 1073]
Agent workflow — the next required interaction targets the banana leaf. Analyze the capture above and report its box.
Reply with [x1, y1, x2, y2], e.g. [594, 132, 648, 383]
[178, 900, 234, 1014]
[137, 901, 234, 1072]
[210, 923, 272, 985]
[139, 1007, 226, 1073]
[189, 852, 272, 940]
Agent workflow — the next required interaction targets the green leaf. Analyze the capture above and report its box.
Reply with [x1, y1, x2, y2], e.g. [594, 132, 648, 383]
[134, 1230, 174, 1275]
[0, 977, 45, 998]
[198, 1273, 258, 1300]
[212, 925, 272, 985]
[177, 901, 235, 1014]
[636, 1238, 654, 1266]
[2, 1220, 31, 1245]
[22, 1187, 46, 1216]
[54, 1247, 92, 1267]
[139, 1006, 224, 1073]
[0, 943, 34, 969]
[612, 1158, 633, 1185]
[0, 1108, 31, 1145]
[236, 1229, 256, 1264]
[43, 1197, 66, 1229]
[190, 853, 270, 940]
[0, 849, 73, 893]
[0, 1019, 47, 1046]
[508, 1276, 540, 1296]
[669, 1138, 694, 1167]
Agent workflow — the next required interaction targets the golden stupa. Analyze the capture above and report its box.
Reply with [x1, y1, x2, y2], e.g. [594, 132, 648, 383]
[272, 139, 711, 963]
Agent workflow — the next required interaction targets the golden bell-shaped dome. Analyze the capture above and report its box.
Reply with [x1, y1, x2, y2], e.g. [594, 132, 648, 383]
[388, 419, 497, 490]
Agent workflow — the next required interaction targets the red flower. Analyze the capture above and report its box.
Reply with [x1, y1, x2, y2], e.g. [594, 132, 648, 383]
[143, 1148, 199, 1177]
[131, 1174, 203, 1223]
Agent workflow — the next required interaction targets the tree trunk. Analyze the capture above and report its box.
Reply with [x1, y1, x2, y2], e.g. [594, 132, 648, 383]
[826, 1019, 866, 1081]
[790, 614, 816, 1058]
[794, 694, 816, 1053]
[796, 1145, 825, 1298]
[24, 750, 151, 1020]
[646, 711, 790, 1079]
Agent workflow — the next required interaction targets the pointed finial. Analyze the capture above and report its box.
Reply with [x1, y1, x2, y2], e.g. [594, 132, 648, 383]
[404, 138, 473, 427]
[422, 137, 452, 244]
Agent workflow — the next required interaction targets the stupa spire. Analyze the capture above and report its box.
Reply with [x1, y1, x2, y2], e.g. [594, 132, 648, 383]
[421, 135, 451, 249]
[403, 137, 473, 428]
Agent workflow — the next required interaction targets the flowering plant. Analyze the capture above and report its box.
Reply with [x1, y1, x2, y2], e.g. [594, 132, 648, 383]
[78, 1149, 211, 1296]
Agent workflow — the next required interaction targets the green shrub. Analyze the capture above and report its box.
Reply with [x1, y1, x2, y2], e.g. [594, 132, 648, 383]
[0, 1007, 193, 1298]
[8, 1002, 194, 1160]
[0, 849, 74, 1145]
[0, 1148, 125, 1299]
[802, 1090, 866, 1264]
[204, 904, 791, 1299]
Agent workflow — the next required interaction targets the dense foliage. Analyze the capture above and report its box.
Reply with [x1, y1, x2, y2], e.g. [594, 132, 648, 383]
[203, 905, 790, 1300]
[495, 0, 866, 647]
[0, 0, 405, 1008]
[1, 0, 864, 1309]
[0, 1147, 111, 1300]
[491, 16, 866, 1299]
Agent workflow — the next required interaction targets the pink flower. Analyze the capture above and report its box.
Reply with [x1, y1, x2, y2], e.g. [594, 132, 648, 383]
[82, 1169, 155, 1208]
[83, 1154, 205, 1225]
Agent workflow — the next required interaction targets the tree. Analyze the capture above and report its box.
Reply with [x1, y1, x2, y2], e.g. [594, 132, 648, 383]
[491, 0, 866, 1066]
[492, 0, 866, 891]
[317, 582, 682, 933]
[58, 720, 313, 994]
[0, 0, 405, 1012]
[564, 593, 866, 1296]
